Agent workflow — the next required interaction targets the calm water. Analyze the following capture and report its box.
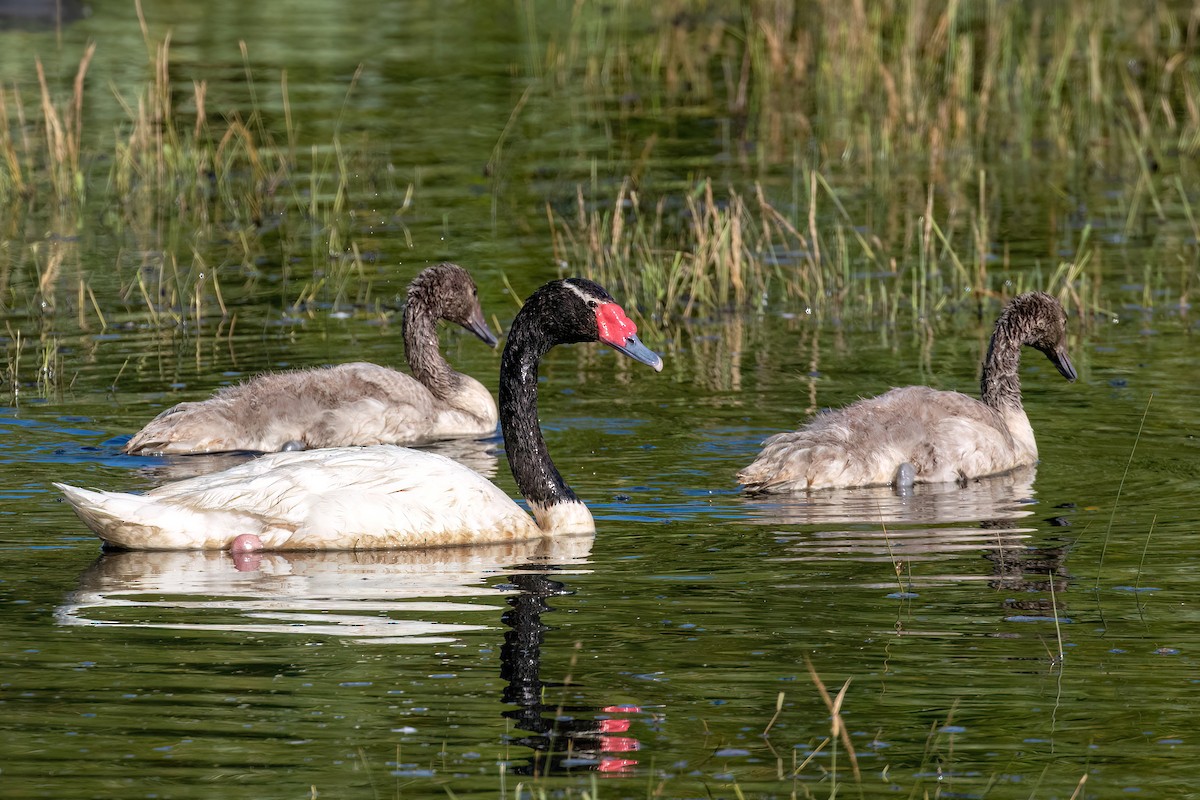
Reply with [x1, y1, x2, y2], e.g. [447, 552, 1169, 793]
[3, 3, 1200, 799]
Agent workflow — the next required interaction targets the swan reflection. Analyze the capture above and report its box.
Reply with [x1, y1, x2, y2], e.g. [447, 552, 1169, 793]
[56, 536, 592, 644]
[500, 572, 643, 776]
[747, 466, 1044, 585]
[743, 464, 1040, 530]
[56, 534, 647, 776]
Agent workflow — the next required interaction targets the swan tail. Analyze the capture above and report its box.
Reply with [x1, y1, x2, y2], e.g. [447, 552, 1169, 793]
[123, 402, 243, 455]
[739, 428, 877, 492]
[54, 482, 247, 550]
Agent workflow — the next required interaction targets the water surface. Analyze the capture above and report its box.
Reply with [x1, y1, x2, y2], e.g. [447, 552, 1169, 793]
[2, 3, 1199, 799]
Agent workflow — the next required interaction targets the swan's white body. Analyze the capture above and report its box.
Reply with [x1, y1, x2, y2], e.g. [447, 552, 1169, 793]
[57, 446, 581, 551]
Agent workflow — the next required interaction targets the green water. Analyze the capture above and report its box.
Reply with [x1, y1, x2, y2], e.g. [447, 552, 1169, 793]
[2, 3, 1200, 798]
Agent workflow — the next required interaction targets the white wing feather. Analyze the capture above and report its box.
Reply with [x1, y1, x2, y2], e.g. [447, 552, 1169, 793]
[56, 446, 541, 551]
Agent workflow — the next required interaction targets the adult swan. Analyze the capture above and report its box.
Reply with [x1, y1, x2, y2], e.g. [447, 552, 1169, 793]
[56, 278, 663, 551]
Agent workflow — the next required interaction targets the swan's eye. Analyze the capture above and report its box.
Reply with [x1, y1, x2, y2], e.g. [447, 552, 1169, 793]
[587, 299, 599, 309]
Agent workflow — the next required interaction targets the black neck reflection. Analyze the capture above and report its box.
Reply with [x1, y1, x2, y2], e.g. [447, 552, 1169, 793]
[499, 570, 639, 777]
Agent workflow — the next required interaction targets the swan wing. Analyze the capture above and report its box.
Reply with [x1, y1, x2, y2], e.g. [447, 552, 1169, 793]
[57, 446, 539, 551]
[124, 363, 445, 454]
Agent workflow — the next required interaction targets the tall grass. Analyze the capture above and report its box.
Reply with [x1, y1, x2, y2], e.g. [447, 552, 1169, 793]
[2, 0, 1196, 334]
[550, 177, 819, 321]
[537, 1, 1200, 167]
[550, 171, 1107, 325]
[0, 44, 94, 204]
[534, 0, 1199, 322]
[0, 21, 407, 334]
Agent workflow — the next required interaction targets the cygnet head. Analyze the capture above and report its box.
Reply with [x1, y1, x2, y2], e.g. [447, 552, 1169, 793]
[408, 262, 499, 347]
[1002, 291, 1077, 382]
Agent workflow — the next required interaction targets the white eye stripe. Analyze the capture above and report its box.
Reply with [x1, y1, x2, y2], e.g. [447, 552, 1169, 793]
[560, 281, 594, 304]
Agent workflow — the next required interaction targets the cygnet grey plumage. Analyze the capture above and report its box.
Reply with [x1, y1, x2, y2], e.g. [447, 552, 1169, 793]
[738, 292, 1076, 492]
[124, 263, 499, 455]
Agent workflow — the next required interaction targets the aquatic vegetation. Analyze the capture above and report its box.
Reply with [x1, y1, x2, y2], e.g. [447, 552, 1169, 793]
[1, 0, 1196, 336]
[537, 0, 1200, 167]
[533, 0, 1199, 321]
[0, 18, 407, 332]
[549, 171, 1114, 326]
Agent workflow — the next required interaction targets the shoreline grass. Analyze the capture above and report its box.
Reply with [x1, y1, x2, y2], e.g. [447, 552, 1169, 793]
[531, 0, 1198, 323]
[0, 1, 1195, 345]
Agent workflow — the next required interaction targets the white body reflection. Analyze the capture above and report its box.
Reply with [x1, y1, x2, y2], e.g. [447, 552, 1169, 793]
[56, 535, 592, 644]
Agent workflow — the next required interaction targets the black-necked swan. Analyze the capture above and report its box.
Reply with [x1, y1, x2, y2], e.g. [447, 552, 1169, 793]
[123, 262, 500, 455]
[738, 292, 1077, 492]
[57, 278, 663, 550]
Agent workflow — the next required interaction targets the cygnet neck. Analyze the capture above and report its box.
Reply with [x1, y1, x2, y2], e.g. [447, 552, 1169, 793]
[980, 304, 1026, 411]
[403, 283, 460, 401]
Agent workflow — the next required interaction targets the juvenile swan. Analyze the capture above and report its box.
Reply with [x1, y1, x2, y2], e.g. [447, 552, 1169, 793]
[738, 292, 1077, 492]
[123, 263, 500, 455]
[56, 278, 664, 551]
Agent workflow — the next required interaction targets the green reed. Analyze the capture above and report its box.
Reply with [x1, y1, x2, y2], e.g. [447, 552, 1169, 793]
[3, 0, 1198, 335]
[0, 20, 404, 334]
[550, 170, 1109, 325]
[532, 0, 1199, 322]
[540, 1, 1200, 169]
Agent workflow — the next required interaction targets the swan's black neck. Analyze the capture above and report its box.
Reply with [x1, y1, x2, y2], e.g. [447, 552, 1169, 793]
[499, 291, 589, 510]
[403, 288, 459, 401]
[499, 332, 578, 510]
[980, 305, 1025, 411]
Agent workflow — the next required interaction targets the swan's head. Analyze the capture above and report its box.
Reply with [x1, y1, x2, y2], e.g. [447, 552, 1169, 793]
[409, 262, 499, 347]
[1007, 291, 1076, 382]
[523, 278, 663, 371]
